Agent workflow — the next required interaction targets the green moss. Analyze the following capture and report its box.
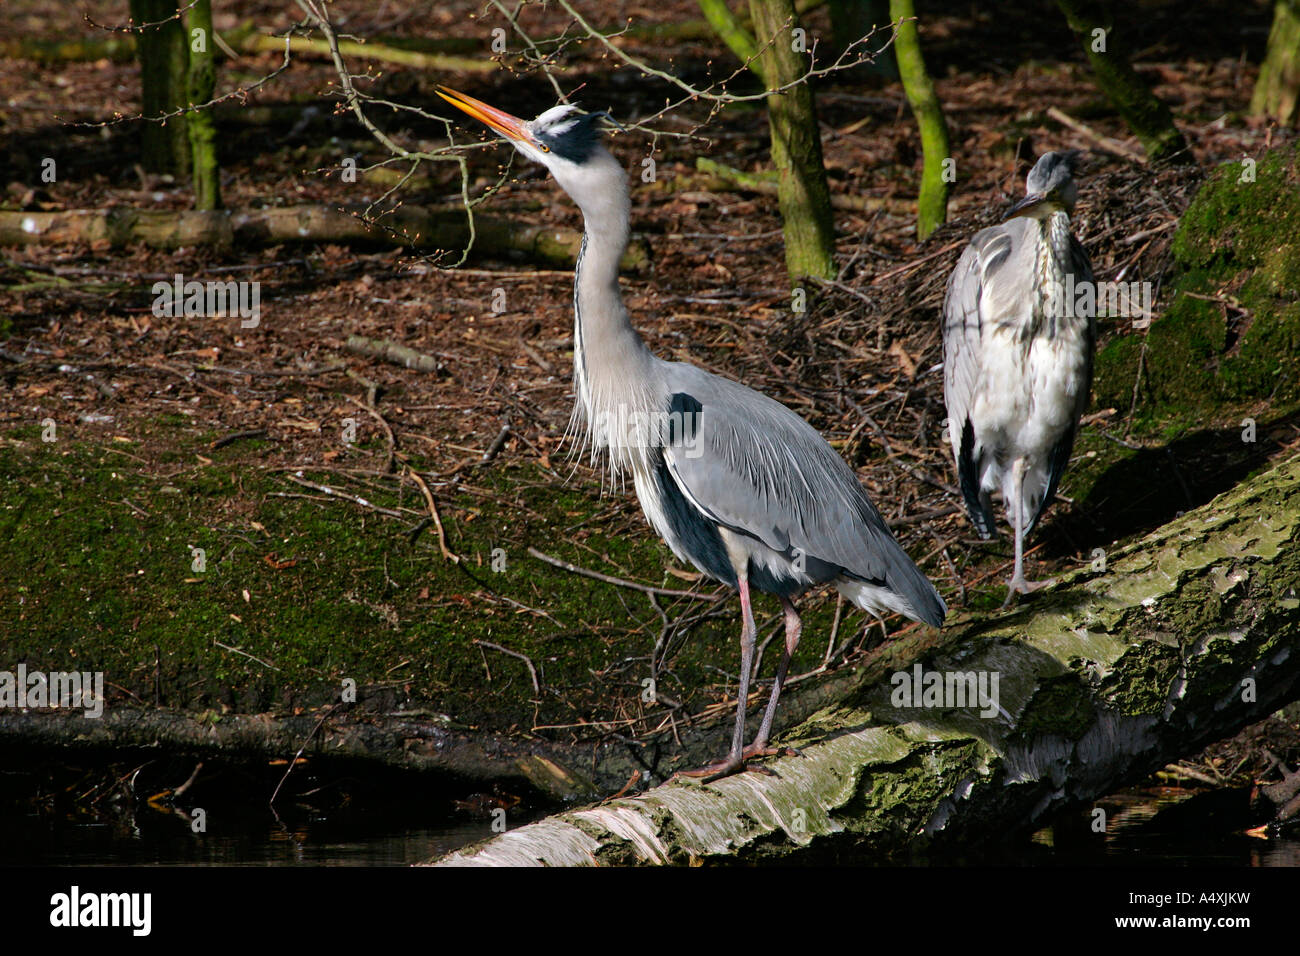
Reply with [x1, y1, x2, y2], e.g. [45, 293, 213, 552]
[0, 426, 831, 736]
[1094, 142, 1300, 428]
[1014, 673, 1094, 739]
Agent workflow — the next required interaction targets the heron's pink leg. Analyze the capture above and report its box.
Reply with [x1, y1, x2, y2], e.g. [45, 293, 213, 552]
[677, 574, 760, 782]
[747, 596, 803, 756]
[1003, 458, 1051, 607]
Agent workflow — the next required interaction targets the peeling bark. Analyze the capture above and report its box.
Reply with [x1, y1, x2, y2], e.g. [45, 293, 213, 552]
[429, 455, 1300, 865]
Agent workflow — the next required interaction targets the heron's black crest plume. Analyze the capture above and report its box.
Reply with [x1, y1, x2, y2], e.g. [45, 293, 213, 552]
[534, 107, 611, 164]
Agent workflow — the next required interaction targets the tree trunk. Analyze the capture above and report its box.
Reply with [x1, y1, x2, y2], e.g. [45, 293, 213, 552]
[1054, 0, 1192, 164]
[1252, 0, 1300, 126]
[428, 454, 1300, 865]
[748, 0, 838, 281]
[184, 0, 221, 210]
[131, 0, 191, 176]
[697, 0, 761, 66]
[890, 0, 949, 239]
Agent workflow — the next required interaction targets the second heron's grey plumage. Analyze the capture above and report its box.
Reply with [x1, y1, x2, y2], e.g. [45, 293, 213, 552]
[943, 150, 1095, 599]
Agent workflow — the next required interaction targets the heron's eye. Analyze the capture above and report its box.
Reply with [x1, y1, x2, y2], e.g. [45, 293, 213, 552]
[539, 143, 551, 153]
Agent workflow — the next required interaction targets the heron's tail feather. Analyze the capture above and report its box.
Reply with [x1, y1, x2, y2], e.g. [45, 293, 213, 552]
[958, 418, 997, 539]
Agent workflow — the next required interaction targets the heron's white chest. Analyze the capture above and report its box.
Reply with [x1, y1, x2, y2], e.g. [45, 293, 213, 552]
[973, 214, 1089, 462]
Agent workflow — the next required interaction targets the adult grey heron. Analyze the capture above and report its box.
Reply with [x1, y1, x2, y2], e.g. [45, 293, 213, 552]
[437, 86, 945, 780]
[942, 151, 1095, 605]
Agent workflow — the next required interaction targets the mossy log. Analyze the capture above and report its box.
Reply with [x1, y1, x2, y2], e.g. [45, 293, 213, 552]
[429, 454, 1300, 865]
[1092, 143, 1300, 416]
[0, 205, 649, 270]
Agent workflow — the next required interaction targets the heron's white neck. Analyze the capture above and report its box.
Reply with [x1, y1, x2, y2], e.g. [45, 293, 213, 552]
[1034, 210, 1075, 337]
[560, 149, 656, 472]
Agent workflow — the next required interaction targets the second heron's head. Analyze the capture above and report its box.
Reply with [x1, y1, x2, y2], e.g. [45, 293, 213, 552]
[436, 86, 626, 221]
[1005, 150, 1083, 221]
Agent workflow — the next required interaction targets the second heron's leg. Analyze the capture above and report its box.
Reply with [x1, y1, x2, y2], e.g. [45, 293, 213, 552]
[1004, 457, 1049, 606]
[747, 596, 802, 757]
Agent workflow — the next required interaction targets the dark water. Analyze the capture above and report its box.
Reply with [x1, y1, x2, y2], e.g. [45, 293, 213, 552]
[4, 753, 1297, 866]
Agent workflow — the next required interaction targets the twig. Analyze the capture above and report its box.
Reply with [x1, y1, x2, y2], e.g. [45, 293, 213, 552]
[481, 423, 511, 464]
[269, 704, 340, 808]
[345, 334, 445, 373]
[211, 428, 268, 450]
[473, 639, 540, 694]
[403, 466, 458, 563]
[172, 761, 204, 799]
[213, 639, 280, 671]
[347, 394, 396, 474]
[869, 241, 964, 286]
[282, 473, 411, 519]
[526, 547, 724, 602]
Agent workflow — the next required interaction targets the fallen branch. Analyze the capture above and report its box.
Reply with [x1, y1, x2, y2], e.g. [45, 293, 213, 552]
[1046, 106, 1147, 164]
[694, 157, 913, 214]
[345, 335, 443, 374]
[0, 205, 650, 270]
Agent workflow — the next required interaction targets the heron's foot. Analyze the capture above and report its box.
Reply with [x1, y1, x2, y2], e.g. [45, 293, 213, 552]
[741, 741, 802, 761]
[1000, 576, 1055, 609]
[673, 754, 780, 785]
[672, 742, 800, 784]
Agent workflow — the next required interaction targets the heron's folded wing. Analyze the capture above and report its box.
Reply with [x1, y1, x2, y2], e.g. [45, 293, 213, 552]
[943, 227, 1012, 537]
[658, 369, 945, 625]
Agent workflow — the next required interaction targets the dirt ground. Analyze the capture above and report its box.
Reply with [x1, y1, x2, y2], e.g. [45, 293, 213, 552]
[2, 0, 1298, 821]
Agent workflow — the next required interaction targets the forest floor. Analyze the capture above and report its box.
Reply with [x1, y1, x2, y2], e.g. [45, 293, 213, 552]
[1, 0, 1298, 837]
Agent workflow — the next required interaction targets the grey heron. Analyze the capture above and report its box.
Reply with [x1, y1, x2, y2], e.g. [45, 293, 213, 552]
[438, 86, 945, 780]
[942, 150, 1095, 605]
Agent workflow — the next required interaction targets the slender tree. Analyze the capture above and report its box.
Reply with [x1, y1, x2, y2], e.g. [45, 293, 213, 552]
[131, 0, 191, 175]
[699, 0, 836, 281]
[185, 0, 221, 209]
[889, 0, 949, 239]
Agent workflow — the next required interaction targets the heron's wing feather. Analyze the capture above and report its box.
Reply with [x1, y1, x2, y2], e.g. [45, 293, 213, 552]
[1027, 235, 1096, 533]
[658, 364, 945, 626]
[943, 227, 1012, 538]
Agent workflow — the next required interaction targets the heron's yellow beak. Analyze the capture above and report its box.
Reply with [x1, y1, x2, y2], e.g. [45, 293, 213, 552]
[1004, 191, 1061, 221]
[436, 85, 533, 145]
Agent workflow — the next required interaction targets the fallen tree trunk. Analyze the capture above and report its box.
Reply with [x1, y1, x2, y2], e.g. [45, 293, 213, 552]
[0, 206, 649, 270]
[429, 454, 1300, 865]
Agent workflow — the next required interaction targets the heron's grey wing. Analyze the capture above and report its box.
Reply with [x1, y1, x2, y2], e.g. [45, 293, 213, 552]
[1027, 234, 1095, 534]
[658, 365, 946, 627]
[943, 227, 1012, 539]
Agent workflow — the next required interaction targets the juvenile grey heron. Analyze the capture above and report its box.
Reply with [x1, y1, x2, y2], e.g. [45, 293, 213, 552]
[942, 151, 1095, 604]
[438, 85, 946, 780]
